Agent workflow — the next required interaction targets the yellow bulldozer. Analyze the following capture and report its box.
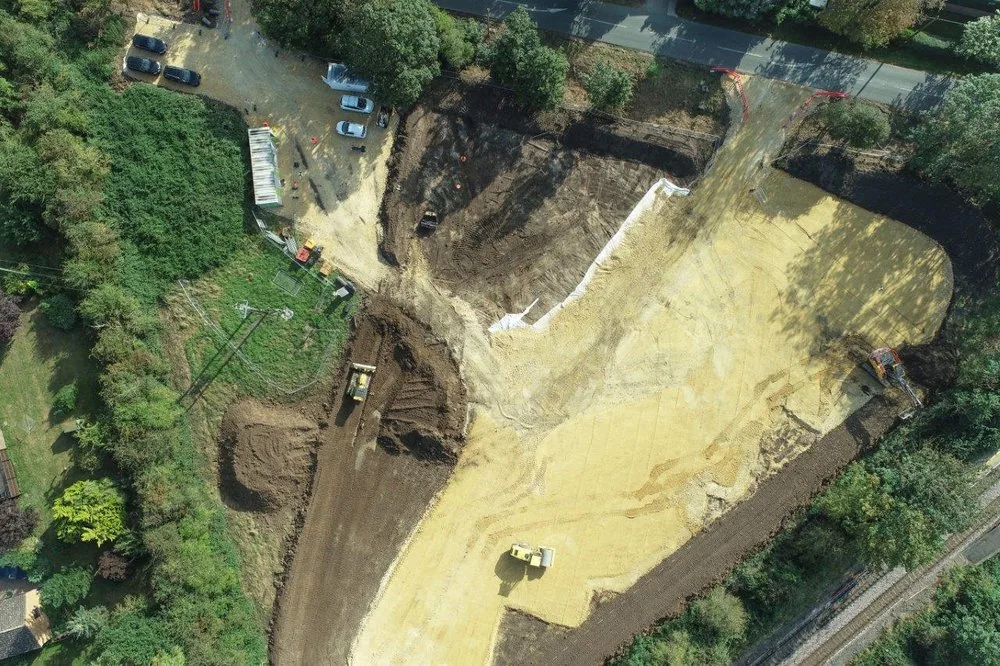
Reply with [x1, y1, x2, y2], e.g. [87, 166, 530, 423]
[347, 363, 376, 402]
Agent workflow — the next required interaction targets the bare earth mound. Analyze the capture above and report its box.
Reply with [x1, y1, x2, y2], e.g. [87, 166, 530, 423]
[219, 400, 319, 512]
[381, 79, 718, 321]
[270, 296, 467, 666]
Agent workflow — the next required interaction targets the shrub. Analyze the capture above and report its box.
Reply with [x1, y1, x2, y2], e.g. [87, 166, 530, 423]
[41, 567, 92, 610]
[40, 293, 76, 330]
[0, 499, 39, 549]
[694, 0, 783, 19]
[956, 11, 1000, 68]
[96, 551, 128, 581]
[583, 61, 635, 111]
[52, 478, 126, 547]
[821, 100, 891, 148]
[435, 8, 476, 69]
[52, 382, 78, 417]
[65, 605, 109, 640]
[0, 288, 20, 344]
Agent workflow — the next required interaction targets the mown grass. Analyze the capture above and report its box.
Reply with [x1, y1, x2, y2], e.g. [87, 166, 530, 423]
[182, 237, 353, 397]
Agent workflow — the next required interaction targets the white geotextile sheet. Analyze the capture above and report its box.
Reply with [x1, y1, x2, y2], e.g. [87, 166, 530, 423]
[489, 177, 690, 333]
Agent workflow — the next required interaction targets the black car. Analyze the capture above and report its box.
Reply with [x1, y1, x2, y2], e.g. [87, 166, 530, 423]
[163, 66, 201, 87]
[132, 34, 168, 55]
[125, 56, 162, 76]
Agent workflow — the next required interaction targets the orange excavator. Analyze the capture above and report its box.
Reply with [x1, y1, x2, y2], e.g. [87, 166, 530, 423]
[867, 347, 922, 412]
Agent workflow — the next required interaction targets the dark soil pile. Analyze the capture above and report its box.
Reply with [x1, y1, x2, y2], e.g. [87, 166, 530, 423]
[219, 400, 319, 512]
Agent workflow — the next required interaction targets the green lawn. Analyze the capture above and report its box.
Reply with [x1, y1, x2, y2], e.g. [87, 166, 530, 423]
[0, 306, 98, 528]
[182, 237, 354, 397]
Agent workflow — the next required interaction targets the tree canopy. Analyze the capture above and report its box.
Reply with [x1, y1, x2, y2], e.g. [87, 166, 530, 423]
[584, 61, 635, 111]
[488, 7, 568, 110]
[52, 478, 127, 547]
[819, 0, 943, 47]
[694, 0, 783, 19]
[956, 11, 1000, 68]
[913, 74, 1000, 207]
[342, 0, 441, 108]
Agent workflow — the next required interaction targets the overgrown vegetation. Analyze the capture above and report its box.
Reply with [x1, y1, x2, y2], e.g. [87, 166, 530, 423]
[583, 61, 635, 111]
[821, 100, 892, 148]
[955, 10, 1000, 67]
[0, 1, 267, 661]
[857, 556, 1000, 664]
[485, 6, 569, 110]
[614, 69, 1000, 666]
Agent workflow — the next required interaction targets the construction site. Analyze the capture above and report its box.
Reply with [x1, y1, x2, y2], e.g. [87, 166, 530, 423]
[125, 9, 960, 663]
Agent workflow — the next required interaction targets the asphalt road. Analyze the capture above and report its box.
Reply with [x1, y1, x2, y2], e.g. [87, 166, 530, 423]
[437, 0, 955, 109]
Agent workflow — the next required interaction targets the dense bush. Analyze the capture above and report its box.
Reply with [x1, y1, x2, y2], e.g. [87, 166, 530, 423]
[65, 605, 109, 640]
[583, 61, 635, 111]
[252, 0, 348, 54]
[40, 293, 76, 330]
[0, 288, 20, 344]
[488, 7, 568, 111]
[52, 478, 126, 547]
[956, 11, 1000, 68]
[41, 567, 93, 610]
[821, 100, 891, 148]
[52, 382, 78, 416]
[97, 551, 129, 581]
[819, 0, 943, 47]
[434, 8, 478, 70]
[694, 0, 783, 19]
[0, 499, 39, 549]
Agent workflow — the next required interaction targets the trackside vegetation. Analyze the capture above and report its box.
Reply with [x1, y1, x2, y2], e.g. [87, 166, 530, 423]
[0, 0, 266, 662]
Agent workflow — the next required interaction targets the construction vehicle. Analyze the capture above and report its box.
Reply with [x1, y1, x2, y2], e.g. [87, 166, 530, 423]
[867, 347, 922, 411]
[418, 211, 439, 232]
[509, 543, 555, 569]
[295, 239, 316, 263]
[347, 363, 376, 402]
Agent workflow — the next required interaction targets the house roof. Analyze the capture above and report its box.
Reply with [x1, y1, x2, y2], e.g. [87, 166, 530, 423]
[0, 594, 41, 660]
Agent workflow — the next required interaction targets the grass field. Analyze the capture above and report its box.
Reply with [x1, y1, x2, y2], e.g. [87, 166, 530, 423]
[0, 306, 98, 528]
[181, 236, 354, 397]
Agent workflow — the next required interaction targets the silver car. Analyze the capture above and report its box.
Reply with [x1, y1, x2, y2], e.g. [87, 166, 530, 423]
[340, 95, 374, 114]
[336, 121, 367, 139]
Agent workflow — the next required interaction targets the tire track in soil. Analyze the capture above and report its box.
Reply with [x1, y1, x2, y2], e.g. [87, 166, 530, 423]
[492, 392, 910, 666]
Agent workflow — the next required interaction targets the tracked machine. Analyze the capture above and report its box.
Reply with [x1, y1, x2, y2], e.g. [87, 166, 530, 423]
[347, 363, 376, 402]
[867, 347, 922, 414]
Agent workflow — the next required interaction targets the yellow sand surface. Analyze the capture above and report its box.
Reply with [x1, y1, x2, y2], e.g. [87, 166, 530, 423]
[351, 83, 952, 665]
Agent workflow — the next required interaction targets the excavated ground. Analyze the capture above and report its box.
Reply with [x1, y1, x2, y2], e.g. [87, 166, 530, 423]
[381, 79, 718, 322]
[270, 296, 466, 666]
[348, 78, 954, 666]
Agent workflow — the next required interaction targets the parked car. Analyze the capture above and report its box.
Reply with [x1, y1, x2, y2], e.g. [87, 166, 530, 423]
[163, 66, 201, 87]
[132, 34, 168, 55]
[322, 62, 369, 93]
[340, 95, 374, 114]
[336, 121, 367, 139]
[125, 56, 162, 76]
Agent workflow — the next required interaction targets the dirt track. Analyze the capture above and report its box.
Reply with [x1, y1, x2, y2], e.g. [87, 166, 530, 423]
[349, 78, 953, 665]
[270, 298, 466, 665]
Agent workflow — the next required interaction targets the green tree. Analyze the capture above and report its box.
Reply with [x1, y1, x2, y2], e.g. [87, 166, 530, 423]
[434, 8, 476, 70]
[819, 0, 943, 47]
[342, 0, 441, 108]
[64, 604, 109, 640]
[956, 11, 1000, 68]
[912, 74, 1000, 207]
[40, 293, 77, 330]
[822, 100, 891, 148]
[488, 7, 568, 110]
[41, 567, 92, 609]
[52, 478, 126, 546]
[52, 382, 78, 417]
[584, 61, 635, 111]
[818, 448, 974, 569]
[254, 0, 349, 54]
[151, 647, 186, 666]
[689, 587, 748, 645]
[94, 597, 173, 665]
[694, 0, 783, 19]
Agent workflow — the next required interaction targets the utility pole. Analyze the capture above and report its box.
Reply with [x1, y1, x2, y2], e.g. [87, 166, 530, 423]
[179, 302, 293, 409]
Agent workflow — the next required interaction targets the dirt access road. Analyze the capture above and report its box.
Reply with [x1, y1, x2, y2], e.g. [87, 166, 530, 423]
[271, 299, 467, 666]
[126, 6, 391, 288]
[350, 77, 953, 665]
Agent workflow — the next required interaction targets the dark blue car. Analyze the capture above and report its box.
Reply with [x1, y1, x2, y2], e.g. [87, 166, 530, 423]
[132, 34, 168, 55]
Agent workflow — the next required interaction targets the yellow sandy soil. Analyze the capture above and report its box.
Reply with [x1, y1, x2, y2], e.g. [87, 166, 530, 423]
[128, 8, 391, 288]
[350, 81, 953, 665]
